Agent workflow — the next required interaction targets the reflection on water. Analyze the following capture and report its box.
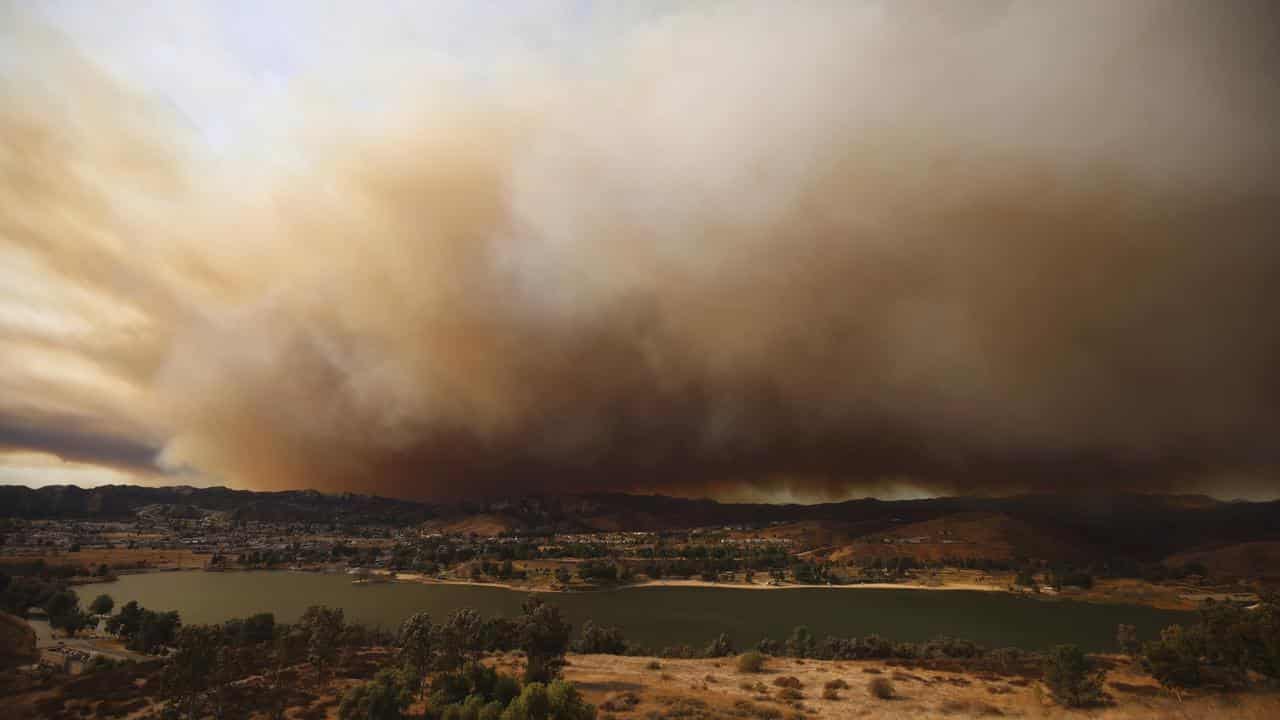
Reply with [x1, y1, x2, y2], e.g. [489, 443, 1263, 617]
[76, 570, 1193, 652]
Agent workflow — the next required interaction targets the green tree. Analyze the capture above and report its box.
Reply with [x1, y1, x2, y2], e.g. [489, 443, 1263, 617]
[45, 590, 87, 636]
[518, 597, 571, 684]
[162, 626, 222, 720]
[106, 600, 143, 637]
[56, 609, 90, 637]
[436, 608, 484, 672]
[133, 609, 181, 653]
[226, 611, 275, 645]
[301, 605, 346, 683]
[1043, 644, 1105, 707]
[339, 667, 413, 720]
[264, 624, 308, 720]
[89, 593, 114, 616]
[397, 611, 435, 697]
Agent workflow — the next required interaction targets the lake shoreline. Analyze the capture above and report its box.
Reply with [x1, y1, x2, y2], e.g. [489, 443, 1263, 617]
[74, 569, 1196, 652]
[390, 572, 1002, 595]
[80, 564, 1201, 610]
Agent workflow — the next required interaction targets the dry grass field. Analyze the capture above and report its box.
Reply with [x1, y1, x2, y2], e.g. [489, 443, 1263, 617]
[526, 654, 1280, 720]
[0, 547, 210, 573]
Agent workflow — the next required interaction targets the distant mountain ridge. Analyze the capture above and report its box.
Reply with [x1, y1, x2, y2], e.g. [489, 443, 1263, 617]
[3, 484, 1279, 563]
[0, 484, 434, 525]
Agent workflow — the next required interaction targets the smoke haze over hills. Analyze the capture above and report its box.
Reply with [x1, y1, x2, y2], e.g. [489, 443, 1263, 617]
[2, 1, 1278, 501]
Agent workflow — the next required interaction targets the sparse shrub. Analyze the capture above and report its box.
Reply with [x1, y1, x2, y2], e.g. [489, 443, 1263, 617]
[644, 660, 662, 670]
[822, 678, 848, 690]
[868, 677, 895, 700]
[732, 700, 783, 719]
[600, 691, 640, 712]
[1043, 644, 1105, 707]
[772, 676, 802, 689]
[737, 651, 766, 673]
[659, 643, 697, 659]
[821, 687, 840, 700]
[777, 687, 803, 701]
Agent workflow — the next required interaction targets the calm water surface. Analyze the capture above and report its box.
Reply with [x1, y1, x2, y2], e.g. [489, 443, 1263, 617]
[77, 571, 1192, 652]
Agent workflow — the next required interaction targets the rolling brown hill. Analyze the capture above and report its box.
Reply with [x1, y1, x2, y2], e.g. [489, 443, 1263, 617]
[826, 512, 1035, 564]
[1165, 541, 1280, 581]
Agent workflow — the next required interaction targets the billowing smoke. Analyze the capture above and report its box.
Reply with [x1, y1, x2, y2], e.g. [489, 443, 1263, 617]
[3, 1, 1279, 500]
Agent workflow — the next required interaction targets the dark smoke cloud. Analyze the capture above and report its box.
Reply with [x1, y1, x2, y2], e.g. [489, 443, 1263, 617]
[0, 415, 161, 474]
[3, 1, 1279, 500]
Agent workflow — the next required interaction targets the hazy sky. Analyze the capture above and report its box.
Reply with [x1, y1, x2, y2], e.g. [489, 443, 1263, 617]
[2, 1, 1278, 502]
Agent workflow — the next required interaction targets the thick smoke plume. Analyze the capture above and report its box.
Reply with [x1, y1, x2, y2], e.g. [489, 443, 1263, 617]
[3, 1, 1279, 500]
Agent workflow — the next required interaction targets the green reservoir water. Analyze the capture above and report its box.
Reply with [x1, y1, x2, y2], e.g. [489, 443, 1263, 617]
[77, 571, 1192, 652]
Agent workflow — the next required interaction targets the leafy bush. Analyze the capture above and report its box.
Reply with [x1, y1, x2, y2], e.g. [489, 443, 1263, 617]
[427, 663, 524, 719]
[737, 651, 765, 673]
[500, 681, 594, 720]
[1042, 644, 1105, 707]
[776, 687, 802, 701]
[1143, 625, 1205, 689]
[339, 668, 414, 720]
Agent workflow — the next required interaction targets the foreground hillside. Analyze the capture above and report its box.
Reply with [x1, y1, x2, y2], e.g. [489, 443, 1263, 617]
[9, 650, 1279, 719]
[555, 654, 1280, 720]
